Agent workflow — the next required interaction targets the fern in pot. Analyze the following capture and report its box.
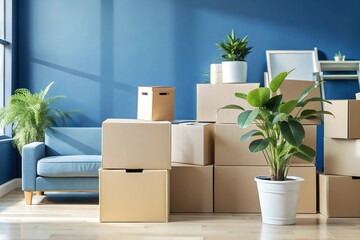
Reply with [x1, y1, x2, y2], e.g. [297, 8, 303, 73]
[222, 70, 332, 225]
[0, 82, 76, 155]
[216, 29, 252, 83]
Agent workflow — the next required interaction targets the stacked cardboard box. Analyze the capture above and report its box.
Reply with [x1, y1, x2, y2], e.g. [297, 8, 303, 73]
[210, 80, 319, 214]
[100, 86, 174, 222]
[321, 99, 360, 217]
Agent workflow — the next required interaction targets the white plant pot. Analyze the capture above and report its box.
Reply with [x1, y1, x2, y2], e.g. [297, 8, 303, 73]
[334, 56, 345, 61]
[255, 176, 304, 225]
[222, 61, 247, 83]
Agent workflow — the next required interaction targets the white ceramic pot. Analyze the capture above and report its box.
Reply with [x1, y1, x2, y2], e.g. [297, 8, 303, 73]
[222, 61, 247, 83]
[334, 56, 345, 61]
[255, 176, 304, 225]
[210, 63, 222, 84]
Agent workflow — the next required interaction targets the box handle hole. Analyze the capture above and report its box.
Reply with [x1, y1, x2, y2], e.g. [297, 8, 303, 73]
[126, 169, 143, 173]
[141, 92, 148, 96]
[159, 92, 169, 96]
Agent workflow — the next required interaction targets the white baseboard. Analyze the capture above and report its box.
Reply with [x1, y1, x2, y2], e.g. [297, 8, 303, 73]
[0, 178, 22, 198]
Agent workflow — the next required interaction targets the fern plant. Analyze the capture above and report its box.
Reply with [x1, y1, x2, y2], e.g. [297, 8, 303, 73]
[0, 82, 75, 155]
[216, 29, 253, 61]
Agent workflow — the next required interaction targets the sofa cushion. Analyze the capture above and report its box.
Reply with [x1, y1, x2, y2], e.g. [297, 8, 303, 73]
[37, 155, 101, 177]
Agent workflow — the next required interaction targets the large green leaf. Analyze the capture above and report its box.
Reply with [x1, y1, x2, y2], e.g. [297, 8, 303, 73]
[269, 69, 294, 93]
[246, 88, 270, 107]
[279, 120, 305, 146]
[249, 138, 269, 152]
[272, 113, 287, 124]
[265, 94, 283, 112]
[237, 108, 259, 129]
[293, 152, 314, 162]
[279, 100, 298, 114]
[299, 110, 334, 120]
[297, 81, 322, 103]
[297, 144, 316, 159]
[218, 104, 244, 112]
[240, 129, 264, 142]
[235, 92, 247, 99]
[297, 97, 332, 107]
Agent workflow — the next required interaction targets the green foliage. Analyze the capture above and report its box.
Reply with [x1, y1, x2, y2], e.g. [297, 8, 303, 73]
[0, 82, 76, 155]
[216, 29, 253, 61]
[334, 51, 344, 57]
[222, 70, 333, 181]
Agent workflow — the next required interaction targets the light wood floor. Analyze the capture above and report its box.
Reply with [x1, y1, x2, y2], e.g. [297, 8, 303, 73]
[1, 189, 360, 239]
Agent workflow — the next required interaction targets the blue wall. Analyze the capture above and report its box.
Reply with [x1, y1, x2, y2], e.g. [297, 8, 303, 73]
[17, 0, 360, 170]
[0, 140, 18, 185]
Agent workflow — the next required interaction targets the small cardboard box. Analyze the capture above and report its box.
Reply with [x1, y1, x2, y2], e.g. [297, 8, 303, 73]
[137, 86, 175, 121]
[215, 124, 316, 166]
[319, 174, 360, 217]
[197, 83, 259, 123]
[99, 169, 169, 222]
[324, 100, 360, 139]
[171, 122, 214, 166]
[324, 137, 360, 176]
[170, 163, 213, 213]
[102, 119, 171, 170]
[280, 80, 322, 125]
[214, 166, 316, 213]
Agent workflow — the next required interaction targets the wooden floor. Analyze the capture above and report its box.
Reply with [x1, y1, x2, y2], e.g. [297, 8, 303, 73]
[0, 189, 360, 239]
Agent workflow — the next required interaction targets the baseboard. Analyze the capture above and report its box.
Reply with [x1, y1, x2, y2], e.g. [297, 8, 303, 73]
[0, 178, 22, 198]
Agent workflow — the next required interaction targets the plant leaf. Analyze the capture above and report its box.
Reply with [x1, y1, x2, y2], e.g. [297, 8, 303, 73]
[293, 152, 315, 162]
[237, 108, 260, 129]
[264, 94, 283, 112]
[297, 97, 332, 107]
[279, 100, 298, 114]
[219, 104, 244, 112]
[246, 88, 270, 107]
[297, 81, 322, 103]
[297, 144, 316, 159]
[249, 138, 269, 152]
[279, 120, 305, 146]
[272, 113, 287, 124]
[235, 92, 247, 99]
[240, 129, 264, 142]
[269, 69, 294, 93]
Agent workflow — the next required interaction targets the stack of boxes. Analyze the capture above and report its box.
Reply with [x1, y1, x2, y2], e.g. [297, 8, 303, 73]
[99, 87, 174, 222]
[320, 99, 360, 217]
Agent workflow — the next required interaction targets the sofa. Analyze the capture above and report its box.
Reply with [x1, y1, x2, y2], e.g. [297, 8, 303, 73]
[22, 127, 102, 205]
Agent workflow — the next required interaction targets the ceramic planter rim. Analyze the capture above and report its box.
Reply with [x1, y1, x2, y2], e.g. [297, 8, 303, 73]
[255, 176, 304, 183]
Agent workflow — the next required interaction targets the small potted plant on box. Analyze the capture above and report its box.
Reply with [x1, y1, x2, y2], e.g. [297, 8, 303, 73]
[216, 29, 253, 83]
[334, 51, 345, 61]
[222, 70, 332, 225]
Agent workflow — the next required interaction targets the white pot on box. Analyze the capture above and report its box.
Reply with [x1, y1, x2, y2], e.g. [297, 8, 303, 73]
[222, 61, 247, 83]
[255, 176, 304, 225]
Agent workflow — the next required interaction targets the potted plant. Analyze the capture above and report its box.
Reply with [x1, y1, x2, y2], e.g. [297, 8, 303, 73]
[334, 51, 345, 61]
[222, 70, 332, 225]
[0, 82, 76, 155]
[216, 29, 253, 83]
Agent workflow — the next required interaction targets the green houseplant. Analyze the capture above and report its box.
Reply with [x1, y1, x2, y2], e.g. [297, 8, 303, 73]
[0, 82, 75, 155]
[334, 51, 345, 61]
[216, 29, 253, 83]
[222, 70, 332, 224]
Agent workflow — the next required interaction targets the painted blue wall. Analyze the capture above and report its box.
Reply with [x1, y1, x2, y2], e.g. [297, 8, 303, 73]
[0, 140, 18, 185]
[17, 0, 360, 170]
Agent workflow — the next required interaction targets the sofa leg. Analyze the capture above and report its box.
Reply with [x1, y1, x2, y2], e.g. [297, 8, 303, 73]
[36, 191, 44, 196]
[24, 191, 33, 205]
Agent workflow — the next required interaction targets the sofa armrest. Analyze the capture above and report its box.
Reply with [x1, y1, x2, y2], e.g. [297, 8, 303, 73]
[22, 142, 45, 191]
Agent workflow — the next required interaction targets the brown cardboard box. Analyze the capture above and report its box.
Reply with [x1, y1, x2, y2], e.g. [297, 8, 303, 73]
[214, 166, 316, 213]
[324, 100, 360, 139]
[319, 174, 360, 217]
[137, 86, 175, 121]
[102, 119, 171, 169]
[100, 169, 169, 222]
[170, 163, 213, 213]
[215, 124, 316, 166]
[197, 83, 259, 122]
[280, 80, 322, 125]
[171, 122, 214, 166]
[324, 137, 360, 176]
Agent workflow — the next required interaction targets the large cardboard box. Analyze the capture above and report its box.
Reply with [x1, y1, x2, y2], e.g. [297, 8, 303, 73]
[197, 83, 259, 123]
[214, 166, 316, 213]
[324, 137, 360, 176]
[280, 80, 322, 125]
[319, 174, 360, 217]
[171, 122, 214, 166]
[215, 124, 316, 166]
[100, 169, 169, 222]
[324, 100, 360, 139]
[102, 119, 171, 169]
[170, 163, 213, 213]
[137, 86, 175, 121]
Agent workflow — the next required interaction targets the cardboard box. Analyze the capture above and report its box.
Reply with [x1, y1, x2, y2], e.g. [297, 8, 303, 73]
[215, 124, 316, 166]
[170, 163, 213, 213]
[137, 86, 175, 121]
[324, 100, 360, 139]
[100, 169, 169, 222]
[324, 137, 360, 176]
[214, 166, 316, 213]
[171, 122, 214, 165]
[319, 174, 360, 217]
[102, 119, 171, 169]
[197, 83, 259, 123]
[280, 80, 322, 125]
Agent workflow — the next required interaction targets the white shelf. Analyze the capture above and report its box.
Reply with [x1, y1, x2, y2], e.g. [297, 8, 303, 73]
[322, 74, 359, 80]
